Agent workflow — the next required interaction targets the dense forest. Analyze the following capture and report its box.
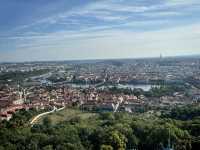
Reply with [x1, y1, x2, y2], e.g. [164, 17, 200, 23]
[0, 106, 200, 150]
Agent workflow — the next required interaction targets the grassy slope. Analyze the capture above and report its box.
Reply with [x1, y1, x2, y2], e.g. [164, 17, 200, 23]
[37, 108, 97, 125]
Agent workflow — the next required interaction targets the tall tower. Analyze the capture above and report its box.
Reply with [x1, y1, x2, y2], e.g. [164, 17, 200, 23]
[160, 53, 163, 60]
[17, 83, 20, 93]
[23, 88, 27, 103]
[198, 59, 200, 74]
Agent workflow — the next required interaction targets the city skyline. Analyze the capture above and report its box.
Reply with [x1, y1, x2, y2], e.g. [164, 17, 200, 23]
[0, 0, 200, 62]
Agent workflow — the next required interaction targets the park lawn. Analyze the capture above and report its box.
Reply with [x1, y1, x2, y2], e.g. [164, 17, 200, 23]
[38, 108, 98, 125]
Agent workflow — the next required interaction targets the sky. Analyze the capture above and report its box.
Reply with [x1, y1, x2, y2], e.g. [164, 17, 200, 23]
[0, 0, 200, 62]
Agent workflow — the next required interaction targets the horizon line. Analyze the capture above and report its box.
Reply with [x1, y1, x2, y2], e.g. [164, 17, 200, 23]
[1, 53, 200, 64]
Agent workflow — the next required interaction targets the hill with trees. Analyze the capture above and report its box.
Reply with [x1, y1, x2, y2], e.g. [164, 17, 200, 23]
[0, 106, 200, 150]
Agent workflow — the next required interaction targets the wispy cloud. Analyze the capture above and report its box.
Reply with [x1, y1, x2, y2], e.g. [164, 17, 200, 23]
[1, 22, 200, 62]
[0, 0, 200, 61]
[13, 0, 199, 32]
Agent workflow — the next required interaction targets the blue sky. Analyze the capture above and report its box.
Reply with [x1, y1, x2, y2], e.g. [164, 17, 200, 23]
[0, 0, 200, 62]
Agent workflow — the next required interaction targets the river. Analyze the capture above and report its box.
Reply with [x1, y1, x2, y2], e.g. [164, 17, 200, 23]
[66, 83, 154, 91]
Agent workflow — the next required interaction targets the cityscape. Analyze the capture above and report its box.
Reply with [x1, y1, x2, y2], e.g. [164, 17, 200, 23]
[1, 56, 200, 121]
[0, 56, 200, 149]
